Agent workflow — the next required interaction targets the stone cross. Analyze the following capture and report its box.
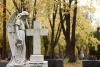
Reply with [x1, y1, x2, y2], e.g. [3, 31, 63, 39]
[26, 21, 48, 55]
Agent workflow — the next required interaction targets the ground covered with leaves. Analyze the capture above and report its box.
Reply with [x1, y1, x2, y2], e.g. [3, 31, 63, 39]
[64, 58, 82, 67]
[64, 62, 82, 67]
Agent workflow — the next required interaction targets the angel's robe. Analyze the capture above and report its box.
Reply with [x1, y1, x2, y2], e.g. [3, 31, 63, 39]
[7, 11, 29, 67]
[14, 18, 26, 63]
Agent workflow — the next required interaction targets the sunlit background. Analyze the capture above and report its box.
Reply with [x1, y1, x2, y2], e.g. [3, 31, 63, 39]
[79, 0, 100, 28]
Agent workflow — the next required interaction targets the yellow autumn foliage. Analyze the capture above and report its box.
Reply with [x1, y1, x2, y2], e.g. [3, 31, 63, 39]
[0, 0, 99, 56]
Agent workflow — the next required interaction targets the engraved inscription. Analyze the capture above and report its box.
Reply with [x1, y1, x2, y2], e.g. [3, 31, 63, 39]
[30, 66, 42, 67]
[14, 66, 22, 67]
[30, 63, 43, 67]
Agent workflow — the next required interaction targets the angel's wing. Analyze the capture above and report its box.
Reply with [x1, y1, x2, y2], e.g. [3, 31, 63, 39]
[7, 11, 17, 33]
[7, 11, 17, 56]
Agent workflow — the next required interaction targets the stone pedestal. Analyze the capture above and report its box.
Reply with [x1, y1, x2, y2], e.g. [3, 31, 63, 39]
[7, 63, 25, 67]
[26, 55, 48, 67]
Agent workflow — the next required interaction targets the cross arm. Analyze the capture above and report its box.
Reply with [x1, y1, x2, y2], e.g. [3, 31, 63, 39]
[40, 29, 48, 36]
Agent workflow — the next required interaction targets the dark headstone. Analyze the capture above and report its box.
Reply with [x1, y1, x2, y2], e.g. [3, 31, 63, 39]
[82, 60, 100, 67]
[47, 59, 56, 67]
[0, 62, 8, 67]
[56, 59, 63, 67]
[46, 59, 63, 67]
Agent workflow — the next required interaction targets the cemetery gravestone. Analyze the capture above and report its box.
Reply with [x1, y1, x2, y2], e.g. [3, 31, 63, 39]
[0, 62, 8, 67]
[83, 60, 100, 67]
[46, 59, 63, 67]
[26, 21, 48, 67]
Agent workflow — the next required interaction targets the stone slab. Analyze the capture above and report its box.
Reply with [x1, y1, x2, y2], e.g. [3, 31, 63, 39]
[26, 61, 48, 67]
[46, 59, 63, 67]
[0, 61, 9, 67]
[82, 60, 100, 67]
[7, 64, 26, 67]
[30, 55, 44, 62]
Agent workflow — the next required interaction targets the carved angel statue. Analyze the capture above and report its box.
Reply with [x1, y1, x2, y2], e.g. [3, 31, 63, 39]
[7, 11, 29, 67]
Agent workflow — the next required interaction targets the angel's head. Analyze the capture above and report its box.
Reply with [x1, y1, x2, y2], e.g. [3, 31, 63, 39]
[21, 11, 29, 20]
[20, 11, 29, 16]
[17, 11, 29, 20]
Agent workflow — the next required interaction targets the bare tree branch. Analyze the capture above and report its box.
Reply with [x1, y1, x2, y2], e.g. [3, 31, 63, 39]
[12, 0, 20, 12]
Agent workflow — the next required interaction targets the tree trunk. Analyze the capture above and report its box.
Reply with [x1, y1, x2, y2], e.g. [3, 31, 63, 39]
[68, 0, 77, 62]
[50, 28, 54, 58]
[43, 36, 49, 56]
[2, 0, 6, 60]
[68, 42, 76, 62]
[45, 47, 48, 56]
[51, 46, 54, 59]
[65, 14, 70, 57]
[26, 36, 31, 59]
